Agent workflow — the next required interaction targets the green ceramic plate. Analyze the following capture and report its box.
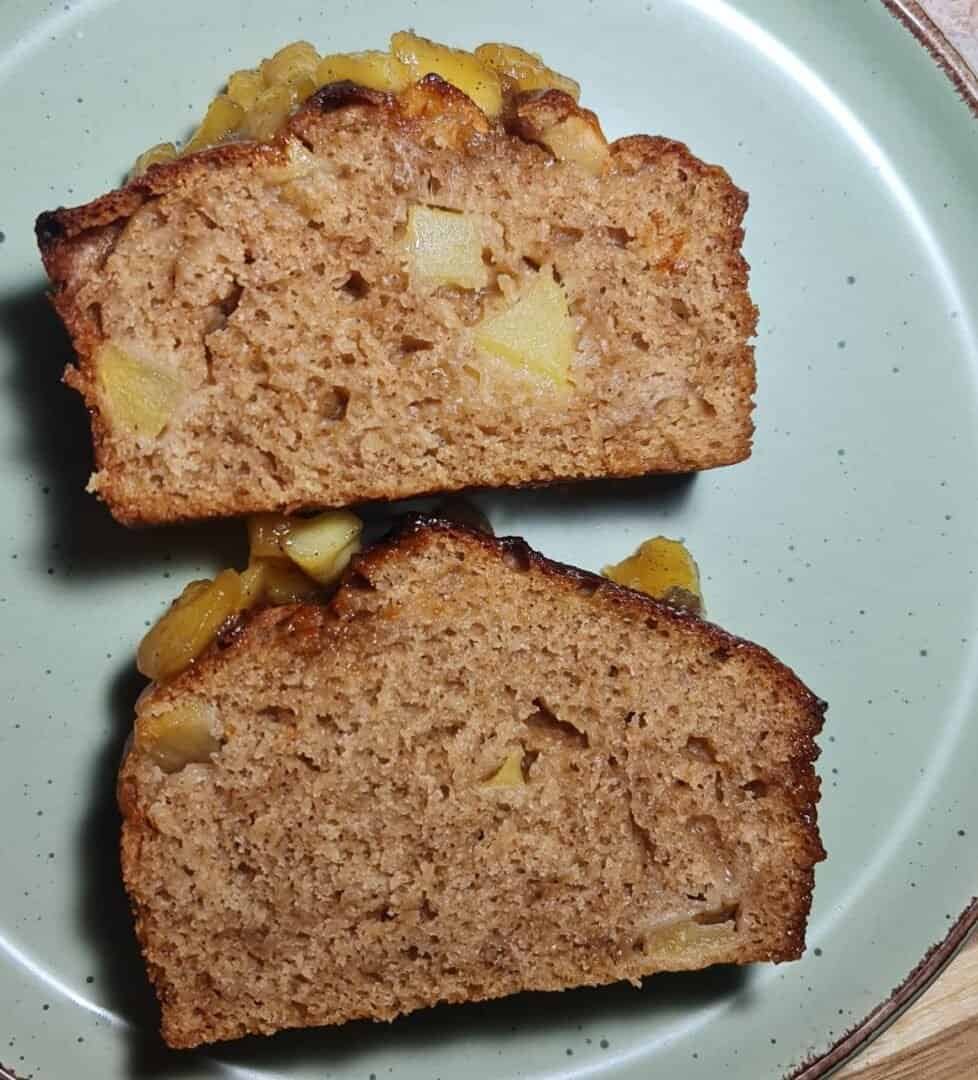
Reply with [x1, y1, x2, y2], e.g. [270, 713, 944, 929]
[1, 1, 976, 1077]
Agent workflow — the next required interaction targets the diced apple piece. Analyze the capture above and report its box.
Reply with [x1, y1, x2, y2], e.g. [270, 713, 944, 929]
[284, 510, 363, 586]
[135, 702, 220, 774]
[316, 50, 412, 93]
[474, 269, 576, 387]
[404, 205, 487, 290]
[643, 915, 737, 964]
[261, 138, 318, 184]
[183, 94, 245, 155]
[226, 68, 265, 110]
[242, 83, 297, 141]
[483, 748, 525, 788]
[238, 560, 268, 609]
[391, 31, 502, 117]
[130, 142, 177, 179]
[260, 41, 320, 88]
[474, 42, 580, 100]
[603, 537, 703, 614]
[247, 513, 293, 559]
[137, 570, 242, 682]
[536, 113, 609, 177]
[258, 557, 324, 603]
[95, 342, 184, 439]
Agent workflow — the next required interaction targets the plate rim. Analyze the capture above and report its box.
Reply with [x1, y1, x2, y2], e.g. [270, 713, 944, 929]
[787, 10, 978, 1079]
[1, 3, 976, 1080]
[882, 0, 978, 118]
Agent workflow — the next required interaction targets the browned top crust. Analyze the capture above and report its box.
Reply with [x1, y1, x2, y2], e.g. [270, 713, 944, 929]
[37, 80, 746, 286]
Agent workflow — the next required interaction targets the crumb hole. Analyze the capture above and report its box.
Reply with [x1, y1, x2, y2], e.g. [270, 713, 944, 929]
[340, 271, 370, 299]
[257, 705, 297, 724]
[685, 735, 717, 763]
[742, 779, 770, 799]
[220, 280, 244, 317]
[523, 698, 588, 748]
[322, 386, 349, 421]
[694, 903, 740, 927]
[401, 334, 434, 353]
[203, 341, 216, 385]
[605, 226, 632, 246]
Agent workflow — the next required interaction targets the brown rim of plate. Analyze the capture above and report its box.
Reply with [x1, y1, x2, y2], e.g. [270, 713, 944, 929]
[882, 0, 978, 117]
[789, 9, 978, 1074]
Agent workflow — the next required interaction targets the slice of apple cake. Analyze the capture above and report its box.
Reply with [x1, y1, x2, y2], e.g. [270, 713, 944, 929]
[37, 34, 756, 525]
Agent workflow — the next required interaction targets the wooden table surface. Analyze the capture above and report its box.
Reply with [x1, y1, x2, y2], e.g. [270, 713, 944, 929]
[834, 931, 978, 1078]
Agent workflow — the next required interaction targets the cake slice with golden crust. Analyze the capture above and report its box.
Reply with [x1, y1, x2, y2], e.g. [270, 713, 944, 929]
[38, 67, 756, 525]
[120, 518, 823, 1048]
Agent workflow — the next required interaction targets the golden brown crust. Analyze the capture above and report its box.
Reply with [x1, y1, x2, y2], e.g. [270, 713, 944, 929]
[39, 79, 757, 525]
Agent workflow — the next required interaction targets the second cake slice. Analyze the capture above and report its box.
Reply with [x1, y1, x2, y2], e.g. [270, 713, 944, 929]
[121, 517, 823, 1048]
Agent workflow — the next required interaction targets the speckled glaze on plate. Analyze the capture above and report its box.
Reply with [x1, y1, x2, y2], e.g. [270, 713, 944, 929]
[1, 1, 977, 1078]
